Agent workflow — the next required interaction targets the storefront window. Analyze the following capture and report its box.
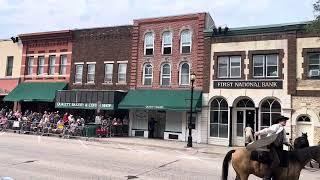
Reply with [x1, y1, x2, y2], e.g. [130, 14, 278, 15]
[87, 64, 95, 83]
[180, 63, 190, 85]
[60, 55, 67, 75]
[144, 32, 154, 55]
[104, 63, 113, 83]
[75, 64, 83, 83]
[308, 53, 320, 78]
[218, 56, 241, 78]
[161, 63, 171, 86]
[27, 56, 34, 75]
[48, 55, 56, 75]
[210, 98, 228, 138]
[143, 63, 153, 85]
[253, 54, 278, 78]
[260, 99, 281, 130]
[37, 56, 45, 75]
[180, 29, 191, 53]
[118, 63, 127, 83]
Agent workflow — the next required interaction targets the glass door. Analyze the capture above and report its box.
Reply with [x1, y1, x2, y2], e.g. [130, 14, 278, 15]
[236, 111, 244, 137]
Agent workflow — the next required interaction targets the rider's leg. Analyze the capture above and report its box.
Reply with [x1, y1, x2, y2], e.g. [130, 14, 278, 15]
[264, 146, 280, 180]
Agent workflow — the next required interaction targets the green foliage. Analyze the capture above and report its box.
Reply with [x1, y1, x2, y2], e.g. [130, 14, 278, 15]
[307, 0, 320, 32]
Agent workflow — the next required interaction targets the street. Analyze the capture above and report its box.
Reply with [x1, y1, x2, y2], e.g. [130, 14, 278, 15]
[0, 133, 319, 180]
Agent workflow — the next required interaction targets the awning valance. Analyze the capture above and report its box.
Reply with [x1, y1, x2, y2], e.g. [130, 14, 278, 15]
[4, 82, 67, 102]
[55, 90, 126, 110]
[118, 89, 202, 111]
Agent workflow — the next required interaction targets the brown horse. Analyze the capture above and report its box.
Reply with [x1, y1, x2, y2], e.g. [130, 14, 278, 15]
[221, 146, 320, 180]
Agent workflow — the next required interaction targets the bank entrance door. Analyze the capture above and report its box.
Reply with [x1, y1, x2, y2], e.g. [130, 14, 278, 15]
[234, 109, 255, 146]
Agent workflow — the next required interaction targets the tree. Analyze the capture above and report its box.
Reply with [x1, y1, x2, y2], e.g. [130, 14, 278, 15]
[308, 0, 320, 32]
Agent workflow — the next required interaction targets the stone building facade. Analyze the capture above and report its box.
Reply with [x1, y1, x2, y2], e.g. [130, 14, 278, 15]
[203, 23, 309, 146]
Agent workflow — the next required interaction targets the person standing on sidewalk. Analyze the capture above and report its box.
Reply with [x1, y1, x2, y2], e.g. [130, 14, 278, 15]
[244, 124, 254, 146]
[148, 118, 156, 138]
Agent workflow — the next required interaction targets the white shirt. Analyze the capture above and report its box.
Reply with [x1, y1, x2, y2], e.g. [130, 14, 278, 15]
[257, 124, 289, 144]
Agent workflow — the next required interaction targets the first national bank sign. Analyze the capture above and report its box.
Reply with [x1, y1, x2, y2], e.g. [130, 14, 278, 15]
[213, 80, 283, 89]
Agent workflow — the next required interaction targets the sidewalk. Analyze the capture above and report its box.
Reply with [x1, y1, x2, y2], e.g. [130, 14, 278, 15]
[82, 136, 235, 155]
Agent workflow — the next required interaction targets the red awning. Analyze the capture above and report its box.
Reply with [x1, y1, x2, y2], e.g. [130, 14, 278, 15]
[0, 79, 19, 96]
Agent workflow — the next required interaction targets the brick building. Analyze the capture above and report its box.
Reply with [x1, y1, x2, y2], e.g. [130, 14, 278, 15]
[55, 26, 132, 122]
[118, 13, 214, 142]
[204, 22, 320, 146]
[5, 31, 72, 112]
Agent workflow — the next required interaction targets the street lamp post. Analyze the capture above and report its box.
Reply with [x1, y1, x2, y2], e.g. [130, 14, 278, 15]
[187, 72, 196, 148]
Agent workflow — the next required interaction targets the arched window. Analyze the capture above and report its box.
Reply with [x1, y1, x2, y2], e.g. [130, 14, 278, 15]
[236, 98, 255, 108]
[162, 31, 172, 55]
[143, 64, 153, 85]
[161, 63, 171, 86]
[144, 32, 154, 55]
[260, 99, 281, 130]
[297, 115, 311, 122]
[180, 63, 190, 85]
[210, 98, 228, 138]
[180, 29, 191, 53]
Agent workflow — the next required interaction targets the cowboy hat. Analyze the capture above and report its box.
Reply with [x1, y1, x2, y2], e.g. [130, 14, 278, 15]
[273, 115, 289, 124]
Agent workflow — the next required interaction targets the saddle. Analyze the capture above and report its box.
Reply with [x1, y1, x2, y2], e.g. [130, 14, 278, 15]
[250, 150, 289, 167]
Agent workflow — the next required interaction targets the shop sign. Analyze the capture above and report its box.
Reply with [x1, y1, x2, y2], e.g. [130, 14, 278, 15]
[213, 80, 283, 89]
[145, 105, 164, 109]
[55, 102, 114, 110]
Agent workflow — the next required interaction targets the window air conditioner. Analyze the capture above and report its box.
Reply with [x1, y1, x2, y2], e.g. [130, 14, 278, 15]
[309, 69, 320, 77]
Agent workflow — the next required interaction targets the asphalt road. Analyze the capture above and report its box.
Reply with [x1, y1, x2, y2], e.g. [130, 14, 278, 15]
[0, 133, 319, 180]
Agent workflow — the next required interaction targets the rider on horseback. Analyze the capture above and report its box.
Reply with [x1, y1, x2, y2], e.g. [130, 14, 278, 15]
[254, 115, 292, 180]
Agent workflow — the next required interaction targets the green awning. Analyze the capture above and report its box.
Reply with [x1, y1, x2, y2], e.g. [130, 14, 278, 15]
[118, 89, 202, 111]
[4, 82, 67, 102]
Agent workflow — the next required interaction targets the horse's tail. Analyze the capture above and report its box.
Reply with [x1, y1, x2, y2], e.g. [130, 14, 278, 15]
[221, 149, 235, 180]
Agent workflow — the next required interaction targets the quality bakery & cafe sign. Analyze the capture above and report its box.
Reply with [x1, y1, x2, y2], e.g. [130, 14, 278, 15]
[55, 102, 114, 110]
[213, 80, 283, 89]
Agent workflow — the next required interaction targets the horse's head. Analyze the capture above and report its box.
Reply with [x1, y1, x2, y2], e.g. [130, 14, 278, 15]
[302, 132, 308, 139]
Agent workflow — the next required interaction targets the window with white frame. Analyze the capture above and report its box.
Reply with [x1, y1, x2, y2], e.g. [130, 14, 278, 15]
[218, 56, 241, 78]
[143, 63, 153, 85]
[253, 54, 278, 78]
[144, 32, 154, 55]
[210, 98, 228, 138]
[180, 29, 191, 53]
[161, 63, 171, 86]
[48, 55, 56, 75]
[260, 99, 281, 130]
[74, 64, 83, 83]
[162, 31, 172, 55]
[87, 64, 95, 83]
[308, 53, 320, 78]
[27, 56, 34, 75]
[180, 63, 190, 85]
[118, 63, 127, 83]
[59, 55, 67, 75]
[104, 63, 113, 83]
[37, 56, 45, 75]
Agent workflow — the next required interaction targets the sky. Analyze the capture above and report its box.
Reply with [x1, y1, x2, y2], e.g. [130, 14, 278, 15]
[0, 0, 316, 39]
